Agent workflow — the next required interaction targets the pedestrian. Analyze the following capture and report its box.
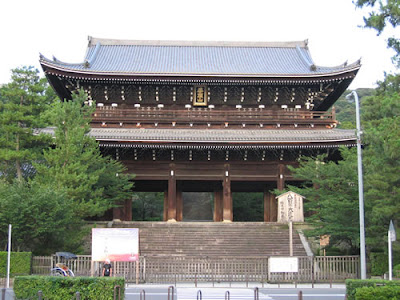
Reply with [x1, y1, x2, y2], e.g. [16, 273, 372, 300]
[102, 259, 112, 277]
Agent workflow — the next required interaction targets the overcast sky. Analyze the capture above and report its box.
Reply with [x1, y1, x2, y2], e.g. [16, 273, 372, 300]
[1, 0, 398, 89]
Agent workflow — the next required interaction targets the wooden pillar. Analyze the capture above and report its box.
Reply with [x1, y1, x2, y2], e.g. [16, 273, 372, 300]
[223, 164, 232, 222]
[167, 165, 177, 221]
[277, 164, 285, 191]
[270, 191, 278, 222]
[214, 189, 223, 222]
[176, 182, 183, 222]
[264, 190, 277, 222]
[123, 199, 132, 221]
[163, 191, 168, 221]
[112, 203, 122, 221]
[264, 189, 269, 222]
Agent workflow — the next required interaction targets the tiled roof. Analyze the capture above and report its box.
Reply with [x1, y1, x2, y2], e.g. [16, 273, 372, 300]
[93, 128, 355, 145]
[37, 127, 356, 148]
[40, 37, 360, 78]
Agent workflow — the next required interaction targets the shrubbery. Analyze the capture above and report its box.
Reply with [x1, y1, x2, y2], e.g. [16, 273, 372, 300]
[346, 279, 400, 300]
[0, 252, 31, 277]
[355, 285, 400, 300]
[14, 276, 125, 300]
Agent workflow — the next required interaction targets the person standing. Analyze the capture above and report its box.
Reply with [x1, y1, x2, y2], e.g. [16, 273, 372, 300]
[102, 259, 112, 277]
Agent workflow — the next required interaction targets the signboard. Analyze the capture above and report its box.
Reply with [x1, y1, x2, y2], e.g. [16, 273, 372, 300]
[92, 228, 139, 262]
[277, 191, 304, 223]
[269, 257, 299, 273]
[193, 86, 208, 106]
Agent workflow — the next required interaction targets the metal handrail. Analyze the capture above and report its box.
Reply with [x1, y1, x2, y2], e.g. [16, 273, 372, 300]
[140, 289, 146, 300]
[197, 290, 202, 300]
[168, 285, 175, 300]
[254, 287, 259, 300]
[225, 290, 230, 300]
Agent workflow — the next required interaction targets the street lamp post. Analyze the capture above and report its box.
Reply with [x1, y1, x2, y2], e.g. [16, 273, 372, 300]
[346, 90, 367, 279]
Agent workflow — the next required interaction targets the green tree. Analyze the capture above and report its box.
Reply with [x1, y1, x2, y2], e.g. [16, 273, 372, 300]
[34, 90, 133, 219]
[355, 0, 400, 66]
[283, 148, 360, 253]
[132, 192, 164, 221]
[0, 66, 52, 182]
[362, 89, 400, 250]
[0, 179, 83, 255]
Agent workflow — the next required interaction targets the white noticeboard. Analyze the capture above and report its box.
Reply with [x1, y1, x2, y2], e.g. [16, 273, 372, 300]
[269, 257, 299, 273]
[92, 228, 139, 262]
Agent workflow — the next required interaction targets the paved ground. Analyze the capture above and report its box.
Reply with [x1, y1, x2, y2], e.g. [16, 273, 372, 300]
[2, 284, 347, 300]
[125, 284, 347, 300]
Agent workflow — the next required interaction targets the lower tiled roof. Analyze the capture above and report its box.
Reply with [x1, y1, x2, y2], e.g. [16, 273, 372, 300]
[38, 127, 356, 148]
[92, 128, 355, 143]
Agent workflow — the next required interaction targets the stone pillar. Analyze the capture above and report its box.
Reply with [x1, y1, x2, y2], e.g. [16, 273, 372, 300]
[214, 189, 223, 222]
[168, 165, 177, 221]
[223, 164, 232, 222]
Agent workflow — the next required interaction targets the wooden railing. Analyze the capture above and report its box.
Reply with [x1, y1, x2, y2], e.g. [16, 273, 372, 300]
[92, 107, 335, 126]
[31, 255, 358, 283]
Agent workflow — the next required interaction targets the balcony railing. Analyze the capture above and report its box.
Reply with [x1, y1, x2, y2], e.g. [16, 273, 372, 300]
[92, 107, 335, 126]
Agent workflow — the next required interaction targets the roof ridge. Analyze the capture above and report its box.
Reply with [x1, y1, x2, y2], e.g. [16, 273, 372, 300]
[88, 36, 308, 48]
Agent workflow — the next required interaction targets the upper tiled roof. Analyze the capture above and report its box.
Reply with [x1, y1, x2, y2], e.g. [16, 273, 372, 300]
[40, 37, 360, 78]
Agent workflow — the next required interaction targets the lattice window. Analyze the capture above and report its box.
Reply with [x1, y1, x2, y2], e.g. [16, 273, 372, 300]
[141, 85, 156, 104]
[245, 86, 258, 105]
[227, 86, 242, 105]
[158, 86, 173, 103]
[124, 85, 139, 104]
[209, 86, 225, 105]
[176, 86, 191, 104]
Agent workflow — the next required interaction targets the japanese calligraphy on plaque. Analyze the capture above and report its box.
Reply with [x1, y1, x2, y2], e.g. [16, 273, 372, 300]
[276, 191, 304, 223]
[193, 85, 208, 106]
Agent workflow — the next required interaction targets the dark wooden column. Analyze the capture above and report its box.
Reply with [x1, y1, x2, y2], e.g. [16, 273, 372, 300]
[113, 203, 122, 221]
[214, 189, 223, 222]
[223, 164, 232, 222]
[163, 191, 168, 221]
[167, 164, 177, 221]
[176, 181, 183, 222]
[264, 189, 270, 222]
[277, 164, 285, 191]
[123, 199, 132, 221]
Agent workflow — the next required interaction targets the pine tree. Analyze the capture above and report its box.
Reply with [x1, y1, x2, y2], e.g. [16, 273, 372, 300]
[0, 66, 51, 182]
[34, 90, 133, 219]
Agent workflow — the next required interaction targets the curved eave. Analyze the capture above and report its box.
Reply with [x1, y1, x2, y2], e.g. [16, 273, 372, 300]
[97, 139, 357, 150]
[40, 59, 360, 81]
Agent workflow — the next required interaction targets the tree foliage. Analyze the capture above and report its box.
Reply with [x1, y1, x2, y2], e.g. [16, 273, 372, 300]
[285, 149, 361, 253]
[355, 0, 400, 66]
[0, 66, 52, 182]
[0, 179, 83, 255]
[34, 90, 133, 219]
[362, 87, 400, 250]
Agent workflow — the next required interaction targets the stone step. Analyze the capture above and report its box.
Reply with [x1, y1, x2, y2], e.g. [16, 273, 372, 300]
[111, 221, 308, 257]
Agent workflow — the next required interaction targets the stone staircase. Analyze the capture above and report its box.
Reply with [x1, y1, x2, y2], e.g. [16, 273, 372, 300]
[112, 222, 308, 257]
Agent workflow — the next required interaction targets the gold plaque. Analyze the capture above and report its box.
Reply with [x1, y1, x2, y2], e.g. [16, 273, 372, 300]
[193, 85, 207, 106]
